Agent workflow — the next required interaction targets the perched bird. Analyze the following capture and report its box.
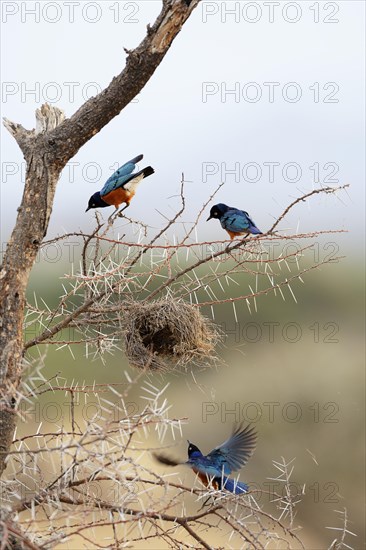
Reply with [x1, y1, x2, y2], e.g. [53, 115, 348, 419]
[86, 154, 154, 218]
[154, 424, 257, 494]
[207, 203, 262, 240]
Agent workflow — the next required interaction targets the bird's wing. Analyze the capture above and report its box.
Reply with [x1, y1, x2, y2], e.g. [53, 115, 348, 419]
[221, 209, 251, 233]
[100, 154, 143, 196]
[152, 452, 184, 467]
[241, 210, 258, 228]
[206, 424, 257, 474]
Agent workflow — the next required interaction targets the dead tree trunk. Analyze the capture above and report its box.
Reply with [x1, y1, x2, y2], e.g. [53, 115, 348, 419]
[0, 0, 200, 476]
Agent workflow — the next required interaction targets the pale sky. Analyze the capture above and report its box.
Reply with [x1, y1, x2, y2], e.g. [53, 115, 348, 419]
[1, 1, 365, 252]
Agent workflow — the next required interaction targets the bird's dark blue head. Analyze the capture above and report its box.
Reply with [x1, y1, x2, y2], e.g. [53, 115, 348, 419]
[86, 192, 110, 212]
[187, 441, 203, 459]
[207, 203, 230, 221]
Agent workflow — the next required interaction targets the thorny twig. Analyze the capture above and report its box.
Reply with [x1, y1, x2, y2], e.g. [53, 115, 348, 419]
[23, 184, 348, 352]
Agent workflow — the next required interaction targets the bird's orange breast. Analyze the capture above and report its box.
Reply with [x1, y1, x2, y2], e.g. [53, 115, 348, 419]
[192, 469, 219, 490]
[101, 188, 134, 208]
[226, 229, 244, 240]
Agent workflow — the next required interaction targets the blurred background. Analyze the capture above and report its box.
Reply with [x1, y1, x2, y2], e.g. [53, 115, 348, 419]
[23, 254, 365, 548]
[1, 1, 365, 548]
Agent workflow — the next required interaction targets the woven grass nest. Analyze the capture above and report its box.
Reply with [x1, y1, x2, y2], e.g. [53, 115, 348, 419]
[123, 300, 220, 371]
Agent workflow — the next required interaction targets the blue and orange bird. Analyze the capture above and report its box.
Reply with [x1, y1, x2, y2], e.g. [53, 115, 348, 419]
[86, 154, 154, 218]
[207, 203, 262, 240]
[154, 424, 257, 494]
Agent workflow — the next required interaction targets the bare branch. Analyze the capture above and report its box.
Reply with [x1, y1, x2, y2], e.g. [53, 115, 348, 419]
[3, 118, 32, 155]
[35, 104, 65, 134]
[269, 184, 350, 233]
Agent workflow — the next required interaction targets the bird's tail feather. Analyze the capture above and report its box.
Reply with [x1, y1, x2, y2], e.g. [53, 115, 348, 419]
[249, 225, 262, 235]
[142, 166, 154, 178]
[219, 476, 249, 494]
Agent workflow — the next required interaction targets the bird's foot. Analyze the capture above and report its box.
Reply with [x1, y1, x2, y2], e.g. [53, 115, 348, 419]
[198, 496, 214, 511]
[107, 209, 122, 224]
[116, 205, 129, 218]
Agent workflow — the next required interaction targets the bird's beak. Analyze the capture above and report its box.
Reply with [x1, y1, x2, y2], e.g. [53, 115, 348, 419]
[187, 440, 191, 445]
[85, 207, 90, 212]
[206, 215, 212, 221]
